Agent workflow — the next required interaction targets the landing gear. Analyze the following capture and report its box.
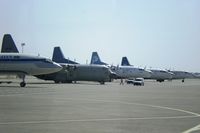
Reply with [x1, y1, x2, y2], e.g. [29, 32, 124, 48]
[20, 75, 26, 87]
[157, 79, 164, 82]
[54, 80, 73, 83]
[20, 82, 26, 87]
[54, 80, 60, 84]
[100, 81, 105, 85]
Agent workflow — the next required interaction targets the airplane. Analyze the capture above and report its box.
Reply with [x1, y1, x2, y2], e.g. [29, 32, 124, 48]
[120, 57, 174, 82]
[90, 53, 152, 79]
[0, 53, 62, 87]
[168, 70, 195, 82]
[1, 35, 117, 84]
[147, 69, 174, 82]
[36, 47, 117, 84]
[0, 34, 62, 87]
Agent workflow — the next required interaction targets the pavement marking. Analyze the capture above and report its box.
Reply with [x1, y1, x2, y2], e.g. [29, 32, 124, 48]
[0, 97, 200, 125]
[1, 92, 200, 130]
[0, 115, 198, 125]
[2, 93, 200, 117]
[56, 97, 200, 117]
[182, 124, 200, 133]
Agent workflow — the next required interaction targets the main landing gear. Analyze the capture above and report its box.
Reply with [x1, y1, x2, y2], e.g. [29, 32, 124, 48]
[99, 81, 105, 85]
[20, 75, 26, 87]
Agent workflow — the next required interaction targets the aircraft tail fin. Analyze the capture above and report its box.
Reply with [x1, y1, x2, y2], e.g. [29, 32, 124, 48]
[90, 52, 107, 65]
[1, 34, 19, 53]
[52, 47, 78, 64]
[121, 57, 131, 66]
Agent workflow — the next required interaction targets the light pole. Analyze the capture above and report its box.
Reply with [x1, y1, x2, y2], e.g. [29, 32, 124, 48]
[21, 43, 25, 53]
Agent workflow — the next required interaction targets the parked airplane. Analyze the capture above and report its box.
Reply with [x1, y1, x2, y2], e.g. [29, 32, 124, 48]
[147, 69, 174, 82]
[121, 57, 174, 82]
[90, 53, 152, 79]
[0, 53, 62, 87]
[1, 35, 116, 84]
[0, 34, 62, 87]
[36, 47, 117, 84]
[168, 70, 195, 82]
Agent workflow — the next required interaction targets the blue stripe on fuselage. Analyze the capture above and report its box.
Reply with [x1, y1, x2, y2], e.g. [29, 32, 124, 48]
[0, 70, 27, 74]
[0, 59, 46, 62]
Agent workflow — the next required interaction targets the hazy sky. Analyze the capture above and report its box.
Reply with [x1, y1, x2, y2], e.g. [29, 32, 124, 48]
[0, 0, 200, 72]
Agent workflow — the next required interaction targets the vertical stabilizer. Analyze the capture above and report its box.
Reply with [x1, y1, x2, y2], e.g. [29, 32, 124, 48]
[52, 47, 78, 64]
[90, 52, 107, 65]
[121, 57, 131, 66]
[1, 34, 19, 53]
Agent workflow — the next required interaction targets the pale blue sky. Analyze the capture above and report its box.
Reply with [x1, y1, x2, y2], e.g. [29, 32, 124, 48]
[0, 0, 200, 72]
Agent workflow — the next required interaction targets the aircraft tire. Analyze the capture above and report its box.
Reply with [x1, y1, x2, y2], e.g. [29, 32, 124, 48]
[100, 81, 105, 85]
[54, 80, 60, 84]
[20, 82, 26, 87]
[157, 79, 164, 82]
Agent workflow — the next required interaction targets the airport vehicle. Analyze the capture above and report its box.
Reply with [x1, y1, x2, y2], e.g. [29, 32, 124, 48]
[36, 47, 117, 84]
[0, 53, 62, 87]
[126, 78, 144, 86]
[90, 53, 152, 79]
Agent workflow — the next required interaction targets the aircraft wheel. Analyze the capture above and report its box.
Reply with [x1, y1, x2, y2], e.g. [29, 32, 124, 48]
[100, 81, 105, 85]
[54, 80, 60, 84]
[20, 82, 26, 87]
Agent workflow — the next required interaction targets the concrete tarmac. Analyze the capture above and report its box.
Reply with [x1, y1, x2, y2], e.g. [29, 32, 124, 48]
[0, 78, 200, 133]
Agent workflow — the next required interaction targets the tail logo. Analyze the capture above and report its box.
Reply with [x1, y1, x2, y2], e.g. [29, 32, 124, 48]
[92, 55, 99, 63]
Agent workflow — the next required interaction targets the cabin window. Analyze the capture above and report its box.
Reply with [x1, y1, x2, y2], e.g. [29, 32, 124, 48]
[14, 56, 20, 59]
